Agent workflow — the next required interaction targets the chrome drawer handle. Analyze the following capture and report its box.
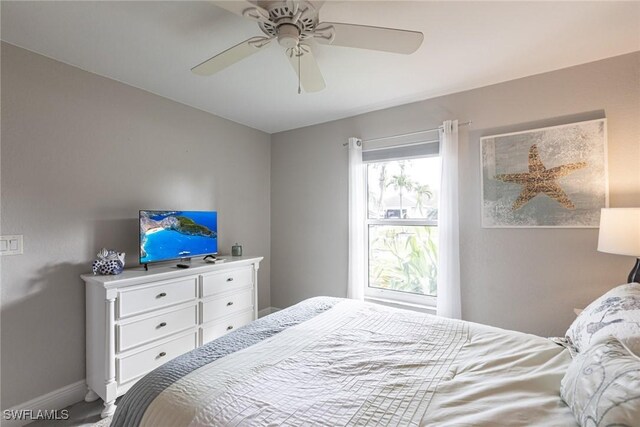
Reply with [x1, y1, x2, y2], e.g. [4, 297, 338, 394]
[227, 301, 234, 306]
[227, 325, 234, 331]
[226, 278, 234, 282]
[158, 322, 167, 328]
[157, 292, 167, 298]
[158, 352, 166, 358]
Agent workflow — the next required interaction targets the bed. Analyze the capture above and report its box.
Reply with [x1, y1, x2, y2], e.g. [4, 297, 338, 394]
[111, 297, 577, 426]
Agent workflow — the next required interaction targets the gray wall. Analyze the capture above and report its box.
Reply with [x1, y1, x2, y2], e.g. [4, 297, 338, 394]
[2, 40, 639, 410]
[1, 43, 271, 408]
[271, 52, 640, 337]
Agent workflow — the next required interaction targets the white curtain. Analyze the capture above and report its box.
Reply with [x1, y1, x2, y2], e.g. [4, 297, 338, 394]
[347, 137, 365, 300]
[437, 120, 461, 318]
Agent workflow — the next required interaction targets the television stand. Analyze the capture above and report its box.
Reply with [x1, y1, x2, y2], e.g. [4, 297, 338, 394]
[82, 256, 263, 418]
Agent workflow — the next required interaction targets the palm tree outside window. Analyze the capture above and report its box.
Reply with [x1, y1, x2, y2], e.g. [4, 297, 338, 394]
[365, 155, 441, 303]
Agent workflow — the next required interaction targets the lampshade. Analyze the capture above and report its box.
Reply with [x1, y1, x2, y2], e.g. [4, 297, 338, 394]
[598, 208, 640, 257]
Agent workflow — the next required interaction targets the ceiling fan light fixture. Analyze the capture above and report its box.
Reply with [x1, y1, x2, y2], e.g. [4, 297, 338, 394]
[277, 23, 301, 49]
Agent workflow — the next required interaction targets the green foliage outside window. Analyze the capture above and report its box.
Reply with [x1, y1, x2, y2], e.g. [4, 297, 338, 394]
[369, 225, 438, 296]
[367, 159, 440, 297]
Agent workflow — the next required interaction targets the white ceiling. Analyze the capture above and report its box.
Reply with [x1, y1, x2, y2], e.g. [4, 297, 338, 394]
[2, 1, 639, 133]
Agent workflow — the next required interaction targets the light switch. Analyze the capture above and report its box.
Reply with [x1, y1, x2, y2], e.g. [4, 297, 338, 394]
[0, 235, 23, 255]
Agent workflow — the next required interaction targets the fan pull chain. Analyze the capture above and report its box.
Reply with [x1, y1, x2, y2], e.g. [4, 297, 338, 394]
[297, 43, 302, 95]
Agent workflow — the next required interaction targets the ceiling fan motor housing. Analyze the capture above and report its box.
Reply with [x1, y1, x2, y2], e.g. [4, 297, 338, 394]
[277, 23, 300, 48]
[259, 1, 318, 41]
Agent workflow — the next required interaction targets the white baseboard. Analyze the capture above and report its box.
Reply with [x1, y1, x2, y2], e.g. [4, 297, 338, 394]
[258, 306, 281, 318]
[2, 380, 87, 427]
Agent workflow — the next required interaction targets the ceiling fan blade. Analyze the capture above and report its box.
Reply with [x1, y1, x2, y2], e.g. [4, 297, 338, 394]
[315, 22, 423, 54]
[211, 0, 271, 23]
[308, 1, 325, 11]
[192, 37, 272, 76]
[287, 45, 326, 93]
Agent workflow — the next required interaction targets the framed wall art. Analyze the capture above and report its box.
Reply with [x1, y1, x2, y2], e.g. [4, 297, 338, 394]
[481, 118, 608, 228]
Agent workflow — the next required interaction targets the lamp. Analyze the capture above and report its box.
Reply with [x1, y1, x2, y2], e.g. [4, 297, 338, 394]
[598, 208, 640, 283]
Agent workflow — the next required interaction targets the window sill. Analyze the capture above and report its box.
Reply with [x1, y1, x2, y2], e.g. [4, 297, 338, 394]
[364, 296, 437, 315]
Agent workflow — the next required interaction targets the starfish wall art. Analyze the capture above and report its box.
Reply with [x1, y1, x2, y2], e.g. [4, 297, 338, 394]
[481, 119, 608, 228]
[495, 144, 587, 210]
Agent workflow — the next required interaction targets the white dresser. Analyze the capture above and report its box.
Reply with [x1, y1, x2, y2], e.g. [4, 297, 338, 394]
[82, 256, 262, 418]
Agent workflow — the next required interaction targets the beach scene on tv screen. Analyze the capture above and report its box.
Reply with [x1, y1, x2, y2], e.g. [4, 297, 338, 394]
[140, 210, 217, 263]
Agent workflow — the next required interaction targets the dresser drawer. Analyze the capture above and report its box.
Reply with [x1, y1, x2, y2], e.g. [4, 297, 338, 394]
[118, 277, 197, 318]
[117, 332, 197, 384]
[117, 305, 197, 353]
[202, 310, 254, 344]
[201, 288, 253, 323]
[201, 267, 252, 297]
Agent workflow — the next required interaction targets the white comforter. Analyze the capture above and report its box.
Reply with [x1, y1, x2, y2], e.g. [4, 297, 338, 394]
[138, 300, 576, 426]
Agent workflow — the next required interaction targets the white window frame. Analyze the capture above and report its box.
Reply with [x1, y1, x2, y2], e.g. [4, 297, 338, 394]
[362, 151, 440, 308]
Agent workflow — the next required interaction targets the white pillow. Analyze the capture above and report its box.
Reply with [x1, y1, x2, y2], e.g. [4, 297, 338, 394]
[565, 282, 640, 354]
[560, 338, 640, 427]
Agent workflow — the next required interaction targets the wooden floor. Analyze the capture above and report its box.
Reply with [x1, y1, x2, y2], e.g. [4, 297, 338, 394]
[26, 400, 104, 427]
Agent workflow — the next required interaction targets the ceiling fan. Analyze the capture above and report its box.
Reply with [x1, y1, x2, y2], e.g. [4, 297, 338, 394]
[191, 0, 424, 93]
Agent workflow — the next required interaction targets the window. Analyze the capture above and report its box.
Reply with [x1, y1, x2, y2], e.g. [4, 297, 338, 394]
[364, 151, 441, 306]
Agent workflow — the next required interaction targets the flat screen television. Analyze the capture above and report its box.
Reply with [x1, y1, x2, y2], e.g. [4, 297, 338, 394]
[139, 210, 218, 265]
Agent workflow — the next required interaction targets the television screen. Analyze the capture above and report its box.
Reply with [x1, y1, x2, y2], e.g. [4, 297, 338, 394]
[139, 210, 218, 264]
